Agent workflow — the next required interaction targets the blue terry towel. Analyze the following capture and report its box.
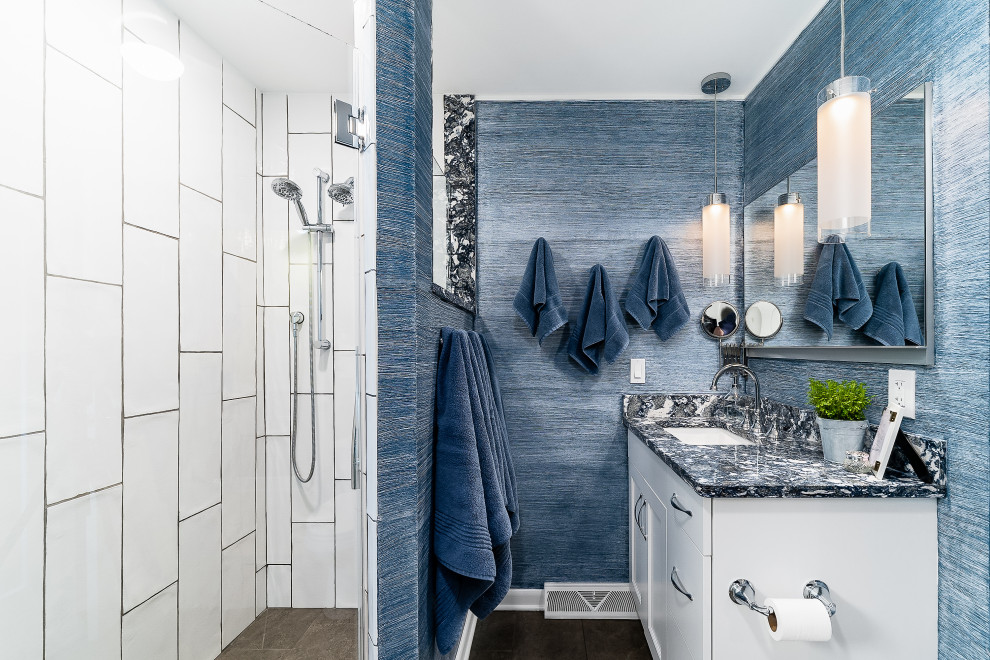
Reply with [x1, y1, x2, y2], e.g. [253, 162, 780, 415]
[434, 327, 518, 654]
[513, 238, 568, 344]
[567, 265, 629, 373]
[624, 236, 690, 341]
[803, 235, 873, 339]
[863, 262, 924, 346]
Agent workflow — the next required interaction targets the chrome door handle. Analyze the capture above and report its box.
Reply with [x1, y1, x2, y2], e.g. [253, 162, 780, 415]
[670, 567, 693, 601]
[670, 493, 693, 517]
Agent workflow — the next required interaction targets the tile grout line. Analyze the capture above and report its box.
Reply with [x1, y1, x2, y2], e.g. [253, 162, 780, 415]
[41, 1, 48, 655]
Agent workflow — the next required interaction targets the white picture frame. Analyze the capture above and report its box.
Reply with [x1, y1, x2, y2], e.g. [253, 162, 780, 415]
[869, 406, 905, 480]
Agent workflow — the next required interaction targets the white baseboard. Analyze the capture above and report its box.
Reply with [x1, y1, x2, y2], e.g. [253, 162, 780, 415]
[495, 588, 543, 611]
[454, 612, 477, 660]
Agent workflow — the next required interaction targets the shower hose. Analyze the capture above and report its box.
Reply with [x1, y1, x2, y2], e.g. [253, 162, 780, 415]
[290, 308, 317, 483]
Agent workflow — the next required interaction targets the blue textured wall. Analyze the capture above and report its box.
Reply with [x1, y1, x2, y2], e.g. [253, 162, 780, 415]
[476, 100, 745, 588]
[743, 1, 990, 657]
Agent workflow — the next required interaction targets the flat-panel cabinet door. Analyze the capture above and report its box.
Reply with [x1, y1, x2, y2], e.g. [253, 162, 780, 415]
[630, 475, 649, 626]
[647, 494, 667, 658]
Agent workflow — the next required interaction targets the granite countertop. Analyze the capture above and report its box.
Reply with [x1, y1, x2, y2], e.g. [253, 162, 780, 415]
[624, 394, 946, 499]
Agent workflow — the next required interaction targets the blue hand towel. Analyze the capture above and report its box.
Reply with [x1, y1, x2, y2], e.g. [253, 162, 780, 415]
[803, 235, 873, 339]
[513, 238, 568, 344]
[567, 265, 629, 373]
[624, 236, 690, 341]
[863, 262, 924, 346]
[434, 327, 518, 654]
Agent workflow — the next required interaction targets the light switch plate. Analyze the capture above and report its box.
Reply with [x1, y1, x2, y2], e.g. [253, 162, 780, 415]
[888, 369, 916, 419]
[630, 359, 646, 384]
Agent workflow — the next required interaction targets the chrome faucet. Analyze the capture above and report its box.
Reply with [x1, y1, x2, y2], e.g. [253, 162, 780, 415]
[711, 363, 765, 435]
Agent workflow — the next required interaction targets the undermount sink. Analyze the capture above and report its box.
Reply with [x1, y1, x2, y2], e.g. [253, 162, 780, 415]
[665, 426, 755, 446]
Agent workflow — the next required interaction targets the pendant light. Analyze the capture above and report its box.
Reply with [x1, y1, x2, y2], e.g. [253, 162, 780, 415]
[774, 177, 804, 285]
[817, 0, 871, 242]
[701, 72, 731, 286]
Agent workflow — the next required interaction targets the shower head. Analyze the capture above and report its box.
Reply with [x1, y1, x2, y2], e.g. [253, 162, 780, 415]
[327, 177, 355, 206]
[271, 178, 310, 226]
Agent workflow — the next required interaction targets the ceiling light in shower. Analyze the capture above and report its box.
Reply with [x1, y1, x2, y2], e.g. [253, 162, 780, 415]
[701, 72, 731, 287]
[817, 0, 871, 242]
[774, 178, 804, 286]
[121, 41, 184, 81]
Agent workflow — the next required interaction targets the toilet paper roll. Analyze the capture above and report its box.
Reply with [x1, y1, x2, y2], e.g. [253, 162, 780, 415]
[765, 598, 832, 642]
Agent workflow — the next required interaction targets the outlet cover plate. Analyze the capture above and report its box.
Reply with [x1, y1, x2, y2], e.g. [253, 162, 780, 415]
[630, 359, 646, 384]
[888, 369, 916, 419]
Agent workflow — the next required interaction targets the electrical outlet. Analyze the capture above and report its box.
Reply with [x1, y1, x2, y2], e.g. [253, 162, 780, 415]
[888, 369, 916, 419]
[630, 359, 646, 384]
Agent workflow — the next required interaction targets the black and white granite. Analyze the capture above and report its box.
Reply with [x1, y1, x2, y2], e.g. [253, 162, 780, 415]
[623, 393, 946, 498]
[443, 94, 476, 310]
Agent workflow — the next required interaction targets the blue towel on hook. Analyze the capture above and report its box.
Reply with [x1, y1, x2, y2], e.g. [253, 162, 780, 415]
[513, 238, 568, 344]
[625, 236, 691, 340]
[803, 235, 873, 339]
[568, 265, 629, 373]
[434, 327, 519, 655]
[863, 262, 924, 346]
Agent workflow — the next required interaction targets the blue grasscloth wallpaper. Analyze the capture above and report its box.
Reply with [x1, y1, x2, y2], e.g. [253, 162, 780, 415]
[475, 100, 745, 587]
[744, 1, 990, 658]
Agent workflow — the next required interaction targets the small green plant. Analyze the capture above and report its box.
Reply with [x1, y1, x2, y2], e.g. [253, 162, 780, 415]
[808, 378, 873, 421]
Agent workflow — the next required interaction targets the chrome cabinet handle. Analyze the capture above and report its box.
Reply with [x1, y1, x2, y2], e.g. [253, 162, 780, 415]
[633, 494, 643, 529]
[670, 567, 693, 601]
[670, 493, 693, 517]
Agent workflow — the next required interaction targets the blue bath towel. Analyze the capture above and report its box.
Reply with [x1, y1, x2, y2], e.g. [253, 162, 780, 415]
[803, 235, 873, 339]
[624, 236, 690, 341]
[567, 265, 629, 373]
[513, 238, 568, 344]
[863, 262, 924, 346]
[434, 328, 518, 654]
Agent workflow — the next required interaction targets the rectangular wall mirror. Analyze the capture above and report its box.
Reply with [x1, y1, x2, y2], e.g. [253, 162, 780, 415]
[743, 82, 934, 365]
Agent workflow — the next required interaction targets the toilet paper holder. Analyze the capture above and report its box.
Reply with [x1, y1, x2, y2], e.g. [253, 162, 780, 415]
[729, 579, 836, 618]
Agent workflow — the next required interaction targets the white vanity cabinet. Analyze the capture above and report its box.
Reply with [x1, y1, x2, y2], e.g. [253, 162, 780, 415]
[628, 431, 938, 660]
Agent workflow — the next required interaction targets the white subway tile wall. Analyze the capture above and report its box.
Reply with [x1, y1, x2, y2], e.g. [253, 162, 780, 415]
[122, 584, 179, 660]
[221, 533, 257, 647]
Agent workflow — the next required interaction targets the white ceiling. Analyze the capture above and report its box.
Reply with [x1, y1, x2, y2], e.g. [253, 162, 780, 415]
[434, 0, 830, 100]
[159, 0, 354, 93]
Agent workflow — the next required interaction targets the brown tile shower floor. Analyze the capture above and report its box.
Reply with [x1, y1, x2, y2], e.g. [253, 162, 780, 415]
[471, 611, 651, 660]
[219, 608, 358, 660]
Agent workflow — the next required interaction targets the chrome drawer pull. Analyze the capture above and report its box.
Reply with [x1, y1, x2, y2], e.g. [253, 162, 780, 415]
[670, 493, 693, 517]
[671, 567, 693, 601]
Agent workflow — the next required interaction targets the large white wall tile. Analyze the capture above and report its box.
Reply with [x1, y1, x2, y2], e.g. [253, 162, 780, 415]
[256, 175, 266, 304]
[47, 0, 122, 85]
[179, 187, 222, 351]
[179, 26, 222, 199]
[266, 436, 291, 564]
[123, 30, 179, 238]
[222, 254, 258, 399]
[124, 227, 179, 416]
[288, 93, 333, 133]
[0, 0, 43, 194]
[46, 49, 122, 285]
[0, 189, 44, 436]
[291, 394, 335, 522]
[123, 0, 178, 47]
[335, 481, 361, 608]
[123, 411, 179, 611]
[262, 93, 288, 176]
[331, 138, 358, 220]
[262, 177, 290, 306]
[179, 353, 221, 518]
[45, 487, 122, 660]
[287, 134, 334, 262]
[256, 307, 266, 429]
[0, 433, 44, 659]
[332, 221, 359, 350]
[267, 564, 291, 608]
[223, 107, 257, 260]
[334, 351, 357, 480]
[291, 523, 335, 607]
[122, 583, 177, 660]
[264, 308, 290, 435]
[223, 63, 256, 126]
[364, 270, 378, 396]
[46, 277, 121, 504]
[221, 533, 255, 648]
[365, 394, 378, 521]
[256, 435, 267, 569]
[221, 397, 256, 547]
[289, 264, 334, 393]
[367, 516, 378, 646]
[179, 506, 221, 660]
[256, 567, 267, 616]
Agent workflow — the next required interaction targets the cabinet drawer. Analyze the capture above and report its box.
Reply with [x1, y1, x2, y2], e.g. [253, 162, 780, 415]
[667, 525, 711, 660]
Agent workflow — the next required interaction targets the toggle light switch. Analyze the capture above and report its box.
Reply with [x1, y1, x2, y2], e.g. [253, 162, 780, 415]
[630, 358, 646, 384]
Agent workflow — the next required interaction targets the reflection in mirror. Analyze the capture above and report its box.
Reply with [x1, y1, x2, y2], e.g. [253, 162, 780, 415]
[701, 301, 739, 339]
[745, 301, 783, 340]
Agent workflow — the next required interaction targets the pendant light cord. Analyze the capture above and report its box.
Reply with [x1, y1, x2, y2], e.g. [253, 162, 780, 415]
[840, 0, 845, 77]
[713, 86, 718, 193]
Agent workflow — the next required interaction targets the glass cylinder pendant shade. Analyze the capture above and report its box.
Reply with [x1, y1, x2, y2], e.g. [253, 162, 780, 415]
[774, 192, 804, 285]
[817, 76, 872, 242]
[702, 192, 731, 286]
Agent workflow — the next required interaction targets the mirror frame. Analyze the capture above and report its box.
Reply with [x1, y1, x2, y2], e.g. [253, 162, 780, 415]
[745, 81, 934, 366]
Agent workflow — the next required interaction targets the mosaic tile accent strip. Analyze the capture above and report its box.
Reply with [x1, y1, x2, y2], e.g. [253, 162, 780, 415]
[443, 94, 477, 310]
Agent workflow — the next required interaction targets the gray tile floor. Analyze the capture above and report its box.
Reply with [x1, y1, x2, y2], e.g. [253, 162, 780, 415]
[471, 611, 651, 660]
[219, 608, 358, 660]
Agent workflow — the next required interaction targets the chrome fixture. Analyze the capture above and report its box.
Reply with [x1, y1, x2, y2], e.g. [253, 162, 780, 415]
[701, 72, 732, 286]
[271, 178, 309, 226]
[803, 580, 837, 617]
[711, 363, 764, 435]
[289, 312, 316, 483]
[729, 579, 772, 618]
[328, 177, 355, 205]
[335, 99, 369, 151]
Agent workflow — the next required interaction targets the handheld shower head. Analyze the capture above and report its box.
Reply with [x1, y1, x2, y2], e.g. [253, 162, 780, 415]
[271, 178, 310, 226]
[327, 177, 355, 206]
